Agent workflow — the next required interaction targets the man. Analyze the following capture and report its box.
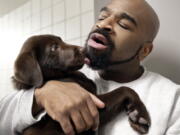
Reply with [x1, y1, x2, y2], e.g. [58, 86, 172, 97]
[0, 0, 179, 135]
[81, 0, 180, 134]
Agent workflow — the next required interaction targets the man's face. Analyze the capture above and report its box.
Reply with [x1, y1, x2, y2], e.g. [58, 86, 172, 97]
[84, 0, 152, 70]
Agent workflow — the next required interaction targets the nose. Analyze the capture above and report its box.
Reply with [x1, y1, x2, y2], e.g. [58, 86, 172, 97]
[96, 17, 113, 33]
[79, 46, 84, 54]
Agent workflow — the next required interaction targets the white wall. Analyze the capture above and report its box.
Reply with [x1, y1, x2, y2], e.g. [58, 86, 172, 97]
[94, 0, 180, 84]
[144, 0, 180, 84]
[0, 0, 27, 17]
[0, 0, 95, 99]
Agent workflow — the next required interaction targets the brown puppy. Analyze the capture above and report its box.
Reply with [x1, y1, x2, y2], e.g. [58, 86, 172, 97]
[12, 34, 151, 135]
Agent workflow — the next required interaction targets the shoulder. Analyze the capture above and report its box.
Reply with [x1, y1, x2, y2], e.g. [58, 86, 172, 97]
[0, 91, 20, 107]
[145, 70, 179, 89]
[142, 70, 180, 100]
[143, 72, 180, 134]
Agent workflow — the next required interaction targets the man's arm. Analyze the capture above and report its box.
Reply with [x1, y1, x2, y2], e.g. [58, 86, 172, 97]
[0, 88, 45, 135]
[33, 80, 105, 135]
[0, 81, 104, 135]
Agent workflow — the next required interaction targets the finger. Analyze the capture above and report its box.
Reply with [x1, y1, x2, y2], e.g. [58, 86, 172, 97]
[89, 93, 105, 108]
[86, 96, 99, 131]
[80, 102, 94, 130]
[71, 110, 86, 133]
[56, 114, 75, 135]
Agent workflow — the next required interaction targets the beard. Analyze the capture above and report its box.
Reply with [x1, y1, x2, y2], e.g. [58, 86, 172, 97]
[84, 29, 115, 70]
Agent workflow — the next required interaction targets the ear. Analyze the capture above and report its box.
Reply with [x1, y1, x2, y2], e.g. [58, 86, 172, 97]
[138, 43, 153, 61]
[13, 52, 43, 90]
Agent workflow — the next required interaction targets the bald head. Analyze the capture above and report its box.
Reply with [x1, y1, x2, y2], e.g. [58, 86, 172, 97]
[138, 0, 160, 42]
[108, 0, 160, 42]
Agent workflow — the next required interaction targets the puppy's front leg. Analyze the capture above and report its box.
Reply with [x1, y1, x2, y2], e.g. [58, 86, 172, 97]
[97, 86, 151, 134]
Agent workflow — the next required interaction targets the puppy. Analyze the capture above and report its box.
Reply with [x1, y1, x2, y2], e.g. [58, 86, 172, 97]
[12, 34, 151, 135]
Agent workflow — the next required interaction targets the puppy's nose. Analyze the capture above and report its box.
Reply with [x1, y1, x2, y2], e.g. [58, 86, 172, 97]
[74, 46, 84, 53]
[74, 46, 85, 58]
[79, 46, 84, 53]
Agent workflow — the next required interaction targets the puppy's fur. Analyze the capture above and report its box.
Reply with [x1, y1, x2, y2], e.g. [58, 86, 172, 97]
[12, 35, 151, 135]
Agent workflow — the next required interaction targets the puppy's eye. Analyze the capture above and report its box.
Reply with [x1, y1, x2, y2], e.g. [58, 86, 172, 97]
[51, 44, 59, 52]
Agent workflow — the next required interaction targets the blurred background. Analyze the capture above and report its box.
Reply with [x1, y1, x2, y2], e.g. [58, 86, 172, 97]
[0, 0, 179, 99]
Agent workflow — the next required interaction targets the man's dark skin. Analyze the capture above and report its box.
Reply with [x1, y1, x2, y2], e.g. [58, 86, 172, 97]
[32, 0, 159, 135]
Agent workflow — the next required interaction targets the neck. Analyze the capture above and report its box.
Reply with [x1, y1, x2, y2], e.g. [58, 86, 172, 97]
[98, 61, 144, 83]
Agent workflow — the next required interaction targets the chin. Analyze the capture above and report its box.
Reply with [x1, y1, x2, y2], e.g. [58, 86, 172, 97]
[85, 48, 110, 70]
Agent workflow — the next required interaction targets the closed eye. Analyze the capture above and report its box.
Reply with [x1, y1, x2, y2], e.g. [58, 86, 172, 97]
[118, 23, 130, 30]
[98, 18, 104, 21]
[98, 17, 106, 21]
[98, 14, 108, 21]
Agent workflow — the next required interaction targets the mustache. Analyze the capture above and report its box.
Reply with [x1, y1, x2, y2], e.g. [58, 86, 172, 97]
[88, 28, 114, 48]
[84, 29, 114, 70]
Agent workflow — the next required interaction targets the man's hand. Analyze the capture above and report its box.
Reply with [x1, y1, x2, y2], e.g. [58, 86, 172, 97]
[33, 80, 105, 135]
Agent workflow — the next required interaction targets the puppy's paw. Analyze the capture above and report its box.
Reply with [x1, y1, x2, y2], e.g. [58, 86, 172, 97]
[126, 103, 151, 134]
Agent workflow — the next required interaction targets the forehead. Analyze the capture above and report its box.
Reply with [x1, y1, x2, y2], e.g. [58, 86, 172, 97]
[104, 0, 147, 23]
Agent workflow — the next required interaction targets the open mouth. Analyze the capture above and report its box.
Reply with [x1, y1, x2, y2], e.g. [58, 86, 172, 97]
[87, 33, 108, 50]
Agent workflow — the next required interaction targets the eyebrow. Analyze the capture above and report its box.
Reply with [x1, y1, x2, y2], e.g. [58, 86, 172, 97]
[100, 7, 138, 27]
[100, 7, 111, 12]
[120, 13, 137, 27]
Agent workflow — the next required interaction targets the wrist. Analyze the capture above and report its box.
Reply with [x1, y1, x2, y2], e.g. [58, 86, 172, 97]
[32, 88, 44, 116]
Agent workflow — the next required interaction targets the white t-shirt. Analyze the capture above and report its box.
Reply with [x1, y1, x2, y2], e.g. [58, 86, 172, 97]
[81, 66, 180, 135]
[0, 66, 179, 135]
[0, 88, 45, 135]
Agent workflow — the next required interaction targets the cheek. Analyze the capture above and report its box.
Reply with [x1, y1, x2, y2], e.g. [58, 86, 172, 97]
[114, 28, 134, 46]
[110, 32, 141, 60]
[113, 35, 133, 53]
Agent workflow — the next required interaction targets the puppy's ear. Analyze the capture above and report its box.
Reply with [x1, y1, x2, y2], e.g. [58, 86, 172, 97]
[12, 52, 43, 90]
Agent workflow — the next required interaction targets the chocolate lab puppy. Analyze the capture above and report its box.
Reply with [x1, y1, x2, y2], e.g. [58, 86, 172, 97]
[12, 34, 151, 135]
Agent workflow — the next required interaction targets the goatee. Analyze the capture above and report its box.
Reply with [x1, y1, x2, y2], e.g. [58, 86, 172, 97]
[84, 29, 114, 70]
